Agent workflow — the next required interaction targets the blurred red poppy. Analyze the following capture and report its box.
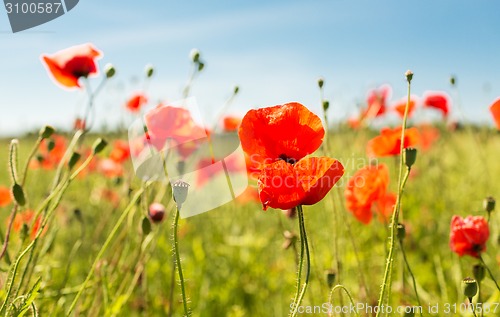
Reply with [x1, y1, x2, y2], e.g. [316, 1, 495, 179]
[418, 124, 440, 151]
[31, 135, 67, 169]
[489, 98, 500, 130]
[0, 186, 12, 207]
[195, 153, 245, 187]
[12, 210, 44, 240]
[73, 118, 86, 130]
[98, 158, 124, 178]
[41, 43, 102, 89]
[364, 84, 392, 119]
[344, 164, 390, 224]
[126, 93, 148, 113]
[450, 215, 489, 258]
[109, 140, 130, 163]
[373, 192, 397, 222]
[239, 102, 344, 210]
[422, 92, 450, 117]
[367, 126, 420, 158]
[222, 116, 242, 132]
[393, 96, 417, 118]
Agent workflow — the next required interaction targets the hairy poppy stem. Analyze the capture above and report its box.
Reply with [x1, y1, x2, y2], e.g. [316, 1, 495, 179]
[479, 256, 500, 291]
[375, 71, 413, 316]
[328, 285, 360, 317]
[398, 239, 423, 317]
[290, 205, 310, 317]
[173, 206, 190, 317]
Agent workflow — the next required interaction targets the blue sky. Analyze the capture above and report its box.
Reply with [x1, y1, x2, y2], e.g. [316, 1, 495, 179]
[1, 0, 499, 136]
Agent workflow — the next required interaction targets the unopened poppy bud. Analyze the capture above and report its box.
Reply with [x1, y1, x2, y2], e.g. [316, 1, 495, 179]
[450, 75, 456, 86]
[325, 269, 336, 289]
[473, 264, 485, 282]
[318, 77, 324, 89]
[462, 277, 478, 299]
[21, 223, 29, 240]
[172, 180, 189, 209]
[404, 148, 417, 168]
[141, 216, 152, 235]
[483, 196, 495, 213]
[145, 64, 154, 78]
[104, 63, 116, 79]
[92, 138, 108, 155]
[39, 125, 55, 139]
[190, 49, 200, 63]
[397, 223, 406, 241]
[197, 61, 205, 72]
[148, 202, 166, 224]
[322, 100, 330, 112]
[12, 183, 26, 206]
[47, 139, 56, 152]
[405, 70, 413, 83]
[233, 85, 240, 95]
[68, 152, 81, 170]
[73, 208, 83, 223]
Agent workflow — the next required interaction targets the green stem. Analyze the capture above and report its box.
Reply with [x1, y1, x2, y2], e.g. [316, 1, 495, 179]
[173, 206, 190, 317]
[290, 206, 305, 315]
[375, 73, 413, 317]
[399, 239, 423, 317]
[328, 285, 360, 317]
[290, 205, 310, 317]
[66, 184, 150, 316]
[479, 256, 500, 291]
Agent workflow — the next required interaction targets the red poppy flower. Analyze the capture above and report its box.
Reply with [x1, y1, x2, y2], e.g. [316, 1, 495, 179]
[222, 116, 242, 132]
[149, 202, 166, 223]
[126, 93, 148, 113]
[73, 118, 86, 130]
[0, 186, 12, 207]
[393, 96, 417, 118]
[31, 135, 67, 169]
[373, 192, 397, 222]
[489, 98, 500, 130]
[195, 153, 245, 187]
[239, 103, 344, 210]
[422, 92, 450, 117]
[366, 126, 420, 158]
[41, 43, 102, 89]
[344, 164, 390, 224]
[109, 140, 130, 163]
[144, 104, 207, 156]
[98, 158, 124, 178]
[418, 124, 440, 151]
[239, 102, 325, 165]
[450, 215, 489, 258]
[12, 210, 44, 240]
[364, 84, 392, 119]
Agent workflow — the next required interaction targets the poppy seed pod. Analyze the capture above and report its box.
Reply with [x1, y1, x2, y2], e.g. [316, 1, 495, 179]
[148, 202, 166, 224]
[462, 277, 478, 299]
[325, 270, 336, 289]
[172, 180, 190, 208]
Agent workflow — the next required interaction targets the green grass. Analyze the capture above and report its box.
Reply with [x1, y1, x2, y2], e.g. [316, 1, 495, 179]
[0, 126, 499, 316]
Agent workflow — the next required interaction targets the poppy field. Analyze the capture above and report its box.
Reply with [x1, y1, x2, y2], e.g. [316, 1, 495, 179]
[0, 43, 500, 317]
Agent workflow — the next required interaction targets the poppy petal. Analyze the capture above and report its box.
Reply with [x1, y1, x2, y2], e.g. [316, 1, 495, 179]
[489, 98, 500, 130]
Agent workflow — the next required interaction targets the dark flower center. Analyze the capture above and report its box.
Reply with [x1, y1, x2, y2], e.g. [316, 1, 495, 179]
[279, 154, 296, 164]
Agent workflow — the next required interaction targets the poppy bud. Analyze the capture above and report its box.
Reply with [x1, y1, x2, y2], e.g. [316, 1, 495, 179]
[318, 77, 324, 89]
[68, 152, 81, 170]
[404, 148, 417, 168]
[483, 196, 495, 213]
[233, 85, 240, 95]
[104, 63, 116, 79]
[12, 183, 26, 206]
[47, 139, 56, 152]
[39, 125, 55, 139]
[322, 100, 330, 112]
[397, 223, 406, 241]
[73, 208, 83, 223]
[462, 277, 478, 299]
[450, 75, 456, 86]
[21, 223, 29, 240]
[473, 264, 485, 282]
[92, 138, 108, 155]
[141, 216, 152, 235]
[197, 61, 205, 72]
[148, 202, 166, 224]
[325, 269, 336, 289]
[172, 180, 189, 209]
[405, 70, 413, 83]
[145, 64, 154, 78]
[190, 49, 200, 63]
